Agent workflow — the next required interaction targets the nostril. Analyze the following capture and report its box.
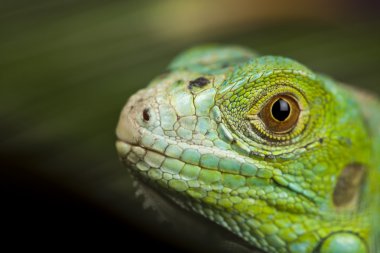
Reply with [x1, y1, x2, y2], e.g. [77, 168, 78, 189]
[142, 108, 151, 121]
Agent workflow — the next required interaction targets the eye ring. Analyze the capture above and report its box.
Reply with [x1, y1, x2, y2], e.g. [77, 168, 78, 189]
[246, 90, 307, 143]
[259, 94, 301, 134]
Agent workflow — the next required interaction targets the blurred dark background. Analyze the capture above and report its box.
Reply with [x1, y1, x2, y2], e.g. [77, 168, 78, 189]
[1, 0, 379, 251]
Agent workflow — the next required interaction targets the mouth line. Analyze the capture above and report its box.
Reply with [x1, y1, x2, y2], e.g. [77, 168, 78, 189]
[116, 139, 323, 213]
[116, 138, 277, 189]
[116, 139, 175, 162]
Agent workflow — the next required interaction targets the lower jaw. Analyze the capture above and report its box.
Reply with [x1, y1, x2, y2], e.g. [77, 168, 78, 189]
[115, 141, 371, 253]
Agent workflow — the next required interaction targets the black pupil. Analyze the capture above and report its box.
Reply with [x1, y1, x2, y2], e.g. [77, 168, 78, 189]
[272, 99, 290, 121]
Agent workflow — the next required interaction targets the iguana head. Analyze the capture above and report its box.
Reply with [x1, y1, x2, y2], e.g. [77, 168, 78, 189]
[116, 45, 375, 253]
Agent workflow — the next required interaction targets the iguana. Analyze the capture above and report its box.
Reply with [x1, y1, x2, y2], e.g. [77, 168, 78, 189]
[116, 45, 380, 253]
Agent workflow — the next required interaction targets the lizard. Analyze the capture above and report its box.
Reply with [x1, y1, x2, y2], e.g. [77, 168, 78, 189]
[115, 45, 380, 253]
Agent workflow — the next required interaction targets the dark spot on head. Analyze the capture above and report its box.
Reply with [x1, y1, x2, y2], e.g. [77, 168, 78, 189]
[319, 138, 324, 144]
[143, 108, 150, 121]
[188, 77, 210, 89]
[333, 163, 366, 211]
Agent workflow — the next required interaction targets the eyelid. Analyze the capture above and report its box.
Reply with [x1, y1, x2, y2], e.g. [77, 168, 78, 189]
[247, 90, 308, 143]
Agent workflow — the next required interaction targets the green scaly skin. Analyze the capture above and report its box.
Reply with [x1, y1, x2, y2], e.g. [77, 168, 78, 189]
[115, 45, 380, 253]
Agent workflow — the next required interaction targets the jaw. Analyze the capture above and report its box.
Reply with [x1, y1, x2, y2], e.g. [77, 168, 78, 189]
[116, 138, 371, 253]
[126, 164, 264, 253]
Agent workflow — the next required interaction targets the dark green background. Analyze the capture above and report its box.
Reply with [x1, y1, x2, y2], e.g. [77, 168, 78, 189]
[1, 0, 379, 251]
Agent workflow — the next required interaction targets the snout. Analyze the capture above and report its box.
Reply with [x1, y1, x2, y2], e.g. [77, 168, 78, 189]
[116, 101, 141, 145]
[116, 88, 158, 157]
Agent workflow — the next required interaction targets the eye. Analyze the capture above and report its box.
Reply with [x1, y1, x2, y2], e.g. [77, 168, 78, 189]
[259, 94, 300, 134]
